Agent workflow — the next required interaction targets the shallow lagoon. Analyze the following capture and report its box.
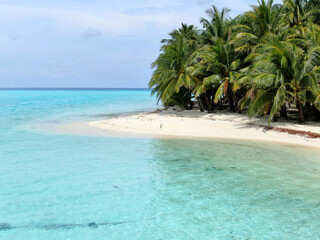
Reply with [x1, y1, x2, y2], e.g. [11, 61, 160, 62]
[1, 90, 320, 240]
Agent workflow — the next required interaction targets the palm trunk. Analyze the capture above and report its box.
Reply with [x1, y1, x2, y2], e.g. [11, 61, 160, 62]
[297, 100, 304, 124]
[265, 103, 271, 115]
[313, 105, 320, 121]
[201, 95, 208, 110]
[196, 97, 204, 112]
[227, 88, 235, 112]
[233, 92, 241, 113]
[188, 97, 193, 110]
[205, 93, 213, 113]
[219, 99, 223, 110]
[281, 104, 288, 120]
[211, 92, 215, 111]
[305, 102, 312, 112]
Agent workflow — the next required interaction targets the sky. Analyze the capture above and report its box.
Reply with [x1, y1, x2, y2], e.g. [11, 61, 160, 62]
[0, 0, 281, 88]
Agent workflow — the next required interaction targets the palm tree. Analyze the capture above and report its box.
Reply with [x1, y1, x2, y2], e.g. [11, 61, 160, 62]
[149, 26, 198, 108]
[245, 40, 320, 123]
[192, 39, 242, 112]
[232, 0, 282, 54]
[281, 0, 320, 36]
[305, 0, 320, 25]
[162, 23, 199, 46]
[188, 5, 243, 112]
[200, 6, 232, 44]
[149, 0, 320, 123]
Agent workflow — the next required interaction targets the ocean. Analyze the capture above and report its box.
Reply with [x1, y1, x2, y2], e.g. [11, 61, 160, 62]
[1, 89, 320, 240]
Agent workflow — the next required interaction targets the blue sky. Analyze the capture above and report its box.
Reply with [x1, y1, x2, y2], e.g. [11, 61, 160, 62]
[0, 0, 281, 88]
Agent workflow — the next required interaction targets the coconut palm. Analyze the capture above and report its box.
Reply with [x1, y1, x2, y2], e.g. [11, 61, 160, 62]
[305, 0, 320, 25]
[281, 0, 320, 36]
[149, 0, 320, 123]
[245, 40, 320, 123]
[162, 23, 199, 47]
[149, 29, 198, 108]
[192, 39, 242, 112]
[200, 6, 232, 44]
[232, 0, 282, 54]
[189, 5, 243, 112]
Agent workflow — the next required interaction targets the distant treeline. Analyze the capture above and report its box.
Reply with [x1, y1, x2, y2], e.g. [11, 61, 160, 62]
[149, 0, 320, 124]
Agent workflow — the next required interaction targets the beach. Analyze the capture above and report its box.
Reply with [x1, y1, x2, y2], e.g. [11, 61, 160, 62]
[88, 108, 320, 149]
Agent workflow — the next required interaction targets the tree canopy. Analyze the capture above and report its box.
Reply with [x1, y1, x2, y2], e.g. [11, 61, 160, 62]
[149, 0, 320, 124]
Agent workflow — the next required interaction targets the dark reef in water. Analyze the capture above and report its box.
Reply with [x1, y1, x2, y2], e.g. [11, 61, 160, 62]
[0, 223, 11, 231]
[0, 218, 155, 231]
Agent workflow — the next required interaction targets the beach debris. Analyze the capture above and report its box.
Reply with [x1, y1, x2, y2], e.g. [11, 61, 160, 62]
[246, 122, 320, 138]
[152, 109, 163, 113]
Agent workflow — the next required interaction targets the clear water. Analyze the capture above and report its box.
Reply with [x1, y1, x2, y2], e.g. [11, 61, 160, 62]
[1, 90, 320, 240]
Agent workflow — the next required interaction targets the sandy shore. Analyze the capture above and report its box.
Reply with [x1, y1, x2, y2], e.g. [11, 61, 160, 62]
[88, 108, 320, 149]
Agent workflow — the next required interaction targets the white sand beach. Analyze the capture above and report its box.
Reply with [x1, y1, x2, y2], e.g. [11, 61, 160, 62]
[88, 108, 320, 149]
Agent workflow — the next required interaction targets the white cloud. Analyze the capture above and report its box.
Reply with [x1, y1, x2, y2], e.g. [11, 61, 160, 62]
[0, 0, 281, 87]
[0, 1, 211, 36]
[0, 0, 266, 39]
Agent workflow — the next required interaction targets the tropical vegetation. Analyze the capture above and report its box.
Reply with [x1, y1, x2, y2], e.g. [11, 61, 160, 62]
[149, 0, 320, 124]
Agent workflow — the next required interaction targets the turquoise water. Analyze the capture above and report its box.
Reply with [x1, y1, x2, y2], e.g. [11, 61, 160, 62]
[1, 90, 320, 240]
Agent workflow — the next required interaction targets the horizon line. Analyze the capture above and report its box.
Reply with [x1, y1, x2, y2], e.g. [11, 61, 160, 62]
[0, 87, 152, 91]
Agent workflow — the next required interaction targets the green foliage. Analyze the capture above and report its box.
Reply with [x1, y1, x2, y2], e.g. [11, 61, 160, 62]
[149, 0, 320, 123]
